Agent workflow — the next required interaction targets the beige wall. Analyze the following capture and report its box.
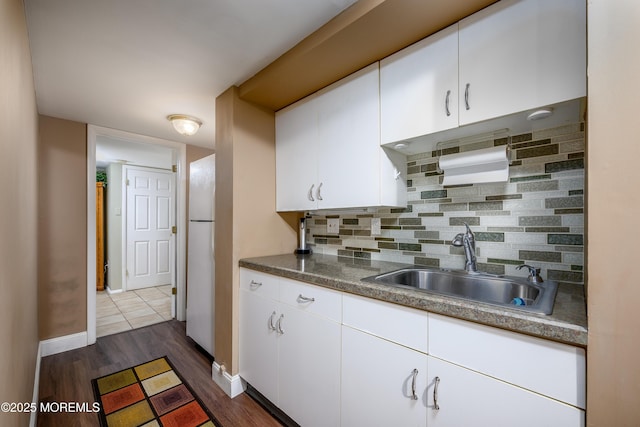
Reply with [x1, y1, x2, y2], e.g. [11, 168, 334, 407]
[587, 0, 640, 424]
[38, 116, 87, 340]
[0, 0, 40, 425]
[214, 87, 297, 374]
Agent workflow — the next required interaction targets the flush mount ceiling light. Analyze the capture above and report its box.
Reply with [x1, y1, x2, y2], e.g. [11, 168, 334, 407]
[167, 114, 202, 136]
[526, 108, 554, 121]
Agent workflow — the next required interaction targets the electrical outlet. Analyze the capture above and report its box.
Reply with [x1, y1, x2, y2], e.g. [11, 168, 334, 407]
[327, 218, 340, 234]
[371, 217, 381, 235]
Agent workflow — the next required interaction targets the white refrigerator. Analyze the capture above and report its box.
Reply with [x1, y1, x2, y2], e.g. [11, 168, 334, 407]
[186, 154, 215, 356]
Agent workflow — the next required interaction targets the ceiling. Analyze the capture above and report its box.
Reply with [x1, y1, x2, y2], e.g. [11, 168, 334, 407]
[24, 0, 358, 149]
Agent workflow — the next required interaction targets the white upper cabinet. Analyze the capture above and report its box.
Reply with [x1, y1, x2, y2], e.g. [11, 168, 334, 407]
[275, 95, 319, 212]
[276, 63, 406, 212]
[380, 0, 586, 145]
[316, 63, 382, 210]
[458, 0, 586, 126]
[380, 23, 459, 145]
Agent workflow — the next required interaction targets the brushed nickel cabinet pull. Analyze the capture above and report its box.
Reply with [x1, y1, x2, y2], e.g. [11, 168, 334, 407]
[464, 83, 470, 110]
[411, 369, 419, 401]
[308, 184, 315, 202]
[297, 294, 315, 303]
[276, 314, 285, 334]
[268, 311, 277, 331]
[316, 182, 323, 201]
[250, 280, 262, 290]
[433, 376, 441, 410]
[445, 90, 451, 116]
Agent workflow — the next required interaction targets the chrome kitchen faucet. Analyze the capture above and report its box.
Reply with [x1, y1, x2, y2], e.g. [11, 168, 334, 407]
[452, 223, 478, 273]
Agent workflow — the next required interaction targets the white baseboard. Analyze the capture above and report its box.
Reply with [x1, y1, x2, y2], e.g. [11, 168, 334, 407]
[41, 331, 88, 357]
[29, 342, 42, 427]
[211, 361, 246, 398]
[105, 286, 123, 295]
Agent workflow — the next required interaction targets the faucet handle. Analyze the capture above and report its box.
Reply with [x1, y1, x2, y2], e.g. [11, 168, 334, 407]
[517, 264, 544, 284]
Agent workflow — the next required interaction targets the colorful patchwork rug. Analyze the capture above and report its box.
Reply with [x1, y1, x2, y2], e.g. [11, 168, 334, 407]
[92, 356, 222, 427]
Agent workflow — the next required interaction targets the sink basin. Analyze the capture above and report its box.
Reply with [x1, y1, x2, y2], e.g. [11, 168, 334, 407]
[362, 268, 558, 315]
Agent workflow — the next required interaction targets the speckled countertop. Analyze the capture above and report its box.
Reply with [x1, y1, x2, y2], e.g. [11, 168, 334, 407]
[239, 253, 588, 347]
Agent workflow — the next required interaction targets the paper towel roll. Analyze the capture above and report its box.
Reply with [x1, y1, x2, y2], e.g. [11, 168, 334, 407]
[439, 145, 509, 186]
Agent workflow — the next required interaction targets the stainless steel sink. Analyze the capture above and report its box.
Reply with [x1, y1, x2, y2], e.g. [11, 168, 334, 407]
[362, 268, 558, 315]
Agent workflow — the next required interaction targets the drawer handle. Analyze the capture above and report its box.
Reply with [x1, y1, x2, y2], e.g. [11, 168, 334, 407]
[411, 369, 419, 401]
[445, 89, 451, 116]
[250, 280, 262, 290]
[276, 314, 285, 334]
[464, 83, 470, 110]
[433, 376, 441, 410]
[268, 311, 277, 331]
[308, 184, 315, 202]
[297, 294, 315, 303]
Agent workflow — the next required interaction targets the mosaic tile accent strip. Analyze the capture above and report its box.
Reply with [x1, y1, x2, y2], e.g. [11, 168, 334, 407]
[308, 122, 585, 284]
[92, 356, 221, 427]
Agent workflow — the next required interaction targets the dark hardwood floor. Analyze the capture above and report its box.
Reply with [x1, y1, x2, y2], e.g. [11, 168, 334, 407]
[37, 320, 283, 427]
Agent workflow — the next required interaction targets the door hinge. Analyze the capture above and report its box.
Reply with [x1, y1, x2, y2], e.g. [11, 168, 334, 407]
[126, 179, 130, 186]
[126, 269, 129, 278]
[171, 287, 177, 295]
[172, 164, 177, 173]
[171, 225, 177, 234]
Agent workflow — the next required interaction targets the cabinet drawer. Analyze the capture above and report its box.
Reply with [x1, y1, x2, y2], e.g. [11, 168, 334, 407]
[343, 294, 428, 353]
[428, 313, 585, 409]
[239, 269, 279, 300]
[279, 278, 342, 323]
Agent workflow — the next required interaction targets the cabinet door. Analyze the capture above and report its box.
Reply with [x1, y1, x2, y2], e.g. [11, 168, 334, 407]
[458, 0, 586, 125]
[316, 63, 381, 210]
[428, 313, 585, 409]
[380, 23, 459, 144]
[277, 303, 341, 427]
[275, 95, 318, 212]
[341, 326, 427, 427]
[427, 357, 584, 427]
[238, 289, 278, 403]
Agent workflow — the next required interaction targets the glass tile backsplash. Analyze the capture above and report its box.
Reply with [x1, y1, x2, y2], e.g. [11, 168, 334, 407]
[307, 121, 585, 284]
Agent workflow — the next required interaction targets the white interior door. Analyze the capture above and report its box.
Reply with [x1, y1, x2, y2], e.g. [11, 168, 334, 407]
[125, 166, 175, 290]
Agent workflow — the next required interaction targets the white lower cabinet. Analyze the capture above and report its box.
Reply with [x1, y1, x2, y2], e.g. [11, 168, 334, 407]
[239, 270, 341, 427]
[277, 302, 341, 427]
[426, 356, 585, 427]
[240, 269, 585, 427]
[239, 270, 279, 403]
[341, 326, 428, 427]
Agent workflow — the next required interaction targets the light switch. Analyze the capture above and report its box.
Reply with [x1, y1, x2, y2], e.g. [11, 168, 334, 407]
[327, 218, 340, 234]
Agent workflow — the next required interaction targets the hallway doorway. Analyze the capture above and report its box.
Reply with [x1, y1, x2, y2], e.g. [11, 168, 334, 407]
[88, 125, 187, 345]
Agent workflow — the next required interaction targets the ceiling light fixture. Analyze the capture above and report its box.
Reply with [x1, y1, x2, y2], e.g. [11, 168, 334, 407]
[167, 114, 202, 136]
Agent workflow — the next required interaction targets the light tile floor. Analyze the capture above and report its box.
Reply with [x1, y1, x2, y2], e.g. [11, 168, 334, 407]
[96, 284, 173, 338]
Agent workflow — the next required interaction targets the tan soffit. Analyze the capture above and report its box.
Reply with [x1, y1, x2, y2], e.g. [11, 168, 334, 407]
[238, 0, 497, 111]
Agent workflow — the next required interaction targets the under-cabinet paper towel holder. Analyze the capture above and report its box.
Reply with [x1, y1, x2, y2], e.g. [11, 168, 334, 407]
[435, 130, 513, 186]
[435, 129, 513, 174]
